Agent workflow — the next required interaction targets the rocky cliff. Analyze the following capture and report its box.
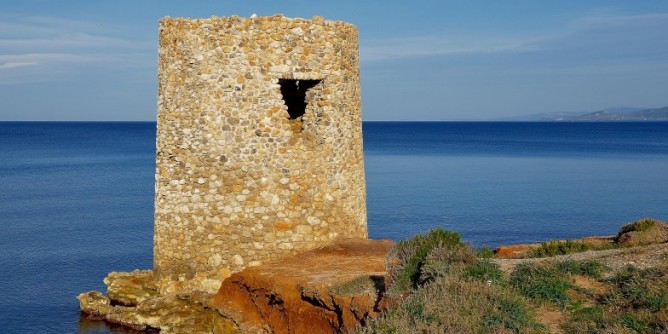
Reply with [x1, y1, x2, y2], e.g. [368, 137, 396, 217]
[79, 238, 392, 333]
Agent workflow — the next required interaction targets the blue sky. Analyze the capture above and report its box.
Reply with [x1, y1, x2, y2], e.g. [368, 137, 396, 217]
[1, 1, 667, 120]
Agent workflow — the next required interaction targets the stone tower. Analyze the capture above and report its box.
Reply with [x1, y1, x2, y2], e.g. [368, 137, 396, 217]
[154, 15, 367, 279]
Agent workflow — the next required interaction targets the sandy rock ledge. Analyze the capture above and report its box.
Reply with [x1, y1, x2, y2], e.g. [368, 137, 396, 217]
[78, 238, 393, 334]
[78, 269, 240, 334]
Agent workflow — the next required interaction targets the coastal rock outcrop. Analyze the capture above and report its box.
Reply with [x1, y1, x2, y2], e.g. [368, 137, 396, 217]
[78, 269, 240, 334]
[494, 218, 668, 259]
[210, 238, 393, 334]
[615, 218, 668, 246]
[78, 238, 393, 333]
[78, 289, 240, 333]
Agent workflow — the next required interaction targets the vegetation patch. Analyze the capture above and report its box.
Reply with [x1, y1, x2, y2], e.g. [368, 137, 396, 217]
[615, 218, 668, 246]
[562, 265, 668, 333]
[359, 278, 546, 334]
[510, 263, 574, 309]
[385, 228, 466, 296]
[464, 258, 506, 285]
[361, 229, 547, 333]
[618, 218, 662, 234]
[512, 218, 668, 259]
[331, 275, 382, 296]
[358, 224, 668, 333]
[529, 240, 616, 258]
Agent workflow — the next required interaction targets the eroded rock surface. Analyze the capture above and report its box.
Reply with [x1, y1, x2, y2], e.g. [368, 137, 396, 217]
[78, 238, 392, 333]
[78, 270, 240, 334]
[104, 270, 158, 305]
[210, 238, 393, 334]
[616, 218, 668, 246]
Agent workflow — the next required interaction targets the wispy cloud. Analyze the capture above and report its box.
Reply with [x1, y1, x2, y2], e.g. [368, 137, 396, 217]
[361, 36, 542, 62]
[0, 34, 134, 49]
[568, 13, 668, 29]
[0, 61, 36, 70]
[0, 15, 152, 84]
[360, 13, 668, 63]
[0, 53, 99, 63]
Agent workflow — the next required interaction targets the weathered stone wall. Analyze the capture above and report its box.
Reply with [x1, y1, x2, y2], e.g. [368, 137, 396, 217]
[154, 15, 367, 279]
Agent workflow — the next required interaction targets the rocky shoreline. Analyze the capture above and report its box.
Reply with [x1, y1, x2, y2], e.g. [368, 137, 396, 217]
[79, 219, 668, 333]
[79, 238, 392, 334]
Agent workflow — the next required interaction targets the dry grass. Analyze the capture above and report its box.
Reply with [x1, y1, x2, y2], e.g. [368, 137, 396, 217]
[528, 240, 617, 258]
[359, 277, 546, 334]
[359, 229, 546, 334]
[509, 218, 668, 259]
[615, 218, 668, 246]
[331, 275, 381, 295]
[358, 226, 668, 334]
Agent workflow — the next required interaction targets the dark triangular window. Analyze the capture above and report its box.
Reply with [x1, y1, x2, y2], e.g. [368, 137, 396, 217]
[278, 79, 321, 119]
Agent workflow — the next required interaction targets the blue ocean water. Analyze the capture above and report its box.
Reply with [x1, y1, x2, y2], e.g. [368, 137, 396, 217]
[363, 122, 668, 245]
[1, 121, 667, 333]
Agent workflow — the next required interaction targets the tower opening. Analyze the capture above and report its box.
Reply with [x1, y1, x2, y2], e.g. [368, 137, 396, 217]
[278, 79, 321, 119]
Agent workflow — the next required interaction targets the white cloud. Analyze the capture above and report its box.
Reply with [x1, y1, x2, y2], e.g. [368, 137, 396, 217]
[0, 62, 37, 70]
[0, 53, 98, 63]
[361, 36, 542, 62]
[0, 15, 152, 84]
[360, 13, 668, 63]
[569, 13, 668, 29]
[0, 35, 135, 49]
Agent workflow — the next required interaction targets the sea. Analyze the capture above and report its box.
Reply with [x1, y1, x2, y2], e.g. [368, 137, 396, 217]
[1, 121, 667, 333]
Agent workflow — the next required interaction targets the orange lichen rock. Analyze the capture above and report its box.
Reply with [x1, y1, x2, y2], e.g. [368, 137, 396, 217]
[211, 238, 393, 334]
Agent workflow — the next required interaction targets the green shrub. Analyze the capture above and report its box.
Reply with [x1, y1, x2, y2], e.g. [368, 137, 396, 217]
[532, 240, 591, 257]
[482, 293, 545, 334]
[602, 265, 667, 312]
[385, 228, 465, 296]
[606, 265, 662, 285]
[358, 278, 546, 334]
[529, 240, 615, 258]
[621, 313, 652, 333]
[554, 260, 605, 279]
[644, 294, 668, 313]
[510, 263, 573, 308]
[419, 244, 475, 284]
[363, 227, 668, 334]
[618, 218, 660, 234]
[568, 303, 605, 323]
[464, 259, 505, 285]
[331, 275, 381, 295]
[476, 245, 495, 259]
[510, 260, 604, 309]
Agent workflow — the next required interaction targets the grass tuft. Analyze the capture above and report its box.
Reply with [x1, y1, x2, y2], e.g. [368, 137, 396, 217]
[510, 263, 573, 309]
[331, 275, 382, 296]
[385, 228, 465, 296]
[464, 259, 505, 285]
[357, 227, 668, 334]
[476, 245, 495, 259]
[529, 240, 615, 258]
[359, 278, 546, 334]
[555, 260, 605, 279]
[618, 218, 661, 234]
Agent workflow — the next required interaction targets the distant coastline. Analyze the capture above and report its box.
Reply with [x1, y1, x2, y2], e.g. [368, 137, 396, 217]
[3, 106, 668, 123]
[504, 105, 668, 122]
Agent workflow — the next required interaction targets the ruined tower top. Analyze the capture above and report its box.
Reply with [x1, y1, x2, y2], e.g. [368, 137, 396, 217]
[154, 15, 367, 279]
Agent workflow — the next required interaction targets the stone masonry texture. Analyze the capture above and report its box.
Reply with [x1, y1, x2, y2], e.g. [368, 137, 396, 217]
[154, 15, 367, 279]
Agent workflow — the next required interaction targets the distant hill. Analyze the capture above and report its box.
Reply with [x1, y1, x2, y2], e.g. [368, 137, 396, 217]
[509, 106, 668, 121]
[567, 106, 668, 121]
